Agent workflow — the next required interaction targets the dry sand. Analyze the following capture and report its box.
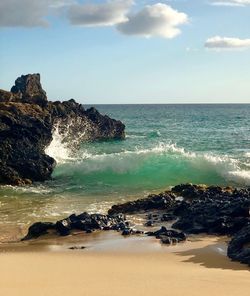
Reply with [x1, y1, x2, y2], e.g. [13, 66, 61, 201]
[0, 236, 249, 296]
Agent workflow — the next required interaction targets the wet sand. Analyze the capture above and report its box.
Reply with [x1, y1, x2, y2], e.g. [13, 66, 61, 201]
[0, 235, 249, 296]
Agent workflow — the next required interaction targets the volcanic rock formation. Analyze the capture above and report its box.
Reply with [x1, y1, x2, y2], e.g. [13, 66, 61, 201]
[0, 74, 125, 185]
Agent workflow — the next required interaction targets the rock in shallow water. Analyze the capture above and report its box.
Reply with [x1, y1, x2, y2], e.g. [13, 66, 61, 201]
[21, 183, 250, 266]
[22, 212, 129, 240]
[22, 222, 56, 241]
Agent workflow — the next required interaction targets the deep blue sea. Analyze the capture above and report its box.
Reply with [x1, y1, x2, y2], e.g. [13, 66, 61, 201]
[0, 104, 250, 241]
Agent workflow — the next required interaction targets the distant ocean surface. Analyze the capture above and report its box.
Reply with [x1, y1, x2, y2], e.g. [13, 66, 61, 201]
[0, 104, 250, 241]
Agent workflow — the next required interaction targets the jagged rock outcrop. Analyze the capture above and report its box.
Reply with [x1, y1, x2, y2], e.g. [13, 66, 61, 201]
[11, 73, 47, 105]
[0, 74, 125, 185]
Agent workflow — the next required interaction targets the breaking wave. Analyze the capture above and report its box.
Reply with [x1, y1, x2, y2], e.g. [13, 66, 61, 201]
[46, 128, 250, 193]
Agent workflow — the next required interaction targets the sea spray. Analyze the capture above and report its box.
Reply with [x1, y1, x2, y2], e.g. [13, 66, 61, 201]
[45, 123, 74, 164]
[53, 142, 250, 191]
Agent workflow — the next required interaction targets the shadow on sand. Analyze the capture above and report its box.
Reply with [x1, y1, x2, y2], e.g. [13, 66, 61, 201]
[174, 238, 250, 272]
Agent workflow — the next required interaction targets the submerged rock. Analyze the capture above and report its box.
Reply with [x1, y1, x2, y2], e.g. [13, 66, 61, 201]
[0, 74, 125, 185]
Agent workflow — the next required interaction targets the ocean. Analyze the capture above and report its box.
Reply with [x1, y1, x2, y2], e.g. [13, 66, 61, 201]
[0, 104, 250, 242]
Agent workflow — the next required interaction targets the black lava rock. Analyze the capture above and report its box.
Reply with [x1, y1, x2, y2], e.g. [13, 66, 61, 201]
[0, 74, 125, 185]
[227, 224, 250, 266]
[108, 192, 176, 215]
[146, 226, 186, 244]
[22, 222, 55, 241]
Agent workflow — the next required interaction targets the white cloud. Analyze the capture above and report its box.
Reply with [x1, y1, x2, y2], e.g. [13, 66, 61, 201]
[68, 0, 133, 27]
[0, 0, 73, 27]
[211, 0, 250, 7]
[116, 3, 188, 38]
[0, 0, 189, 40]
[205, 36, 250, 50]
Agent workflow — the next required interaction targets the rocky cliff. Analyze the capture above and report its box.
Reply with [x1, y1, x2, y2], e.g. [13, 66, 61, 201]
[0, 74, 125, 185]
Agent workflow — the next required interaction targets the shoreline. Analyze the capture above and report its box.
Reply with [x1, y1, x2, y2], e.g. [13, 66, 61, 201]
[1, 183, 250, 267]
[0, 235, 249, 296]
[0, 230, 227, 253]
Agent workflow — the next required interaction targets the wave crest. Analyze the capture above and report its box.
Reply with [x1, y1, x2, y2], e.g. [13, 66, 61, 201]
[51, 141, 250, 188]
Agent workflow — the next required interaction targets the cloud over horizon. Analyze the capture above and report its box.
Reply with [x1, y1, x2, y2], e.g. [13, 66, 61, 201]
[211, 0, 250, 7]
[205, 36, 250, 50]
[117, 3, 188, 38]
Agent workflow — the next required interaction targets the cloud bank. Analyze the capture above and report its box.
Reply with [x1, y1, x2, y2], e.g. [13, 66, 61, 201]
[211, 0, 250, 6]
[117, 3, 188, 38]
[0, 0, 188, 39]
[205, 36, 250, 50]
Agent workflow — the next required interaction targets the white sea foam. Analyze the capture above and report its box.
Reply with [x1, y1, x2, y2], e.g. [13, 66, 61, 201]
[45, 125, 250, 186]
[45, 124, 74, 164]
[227, 170, 250, 185]
[126, 134, 147, 139]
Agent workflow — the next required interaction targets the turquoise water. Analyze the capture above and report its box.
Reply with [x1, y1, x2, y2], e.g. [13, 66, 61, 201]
[0, 104, 250, 240]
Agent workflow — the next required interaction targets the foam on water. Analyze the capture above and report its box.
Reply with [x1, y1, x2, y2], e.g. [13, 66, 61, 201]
[51, 137, 250, 188]
[1, 104, 250, 242]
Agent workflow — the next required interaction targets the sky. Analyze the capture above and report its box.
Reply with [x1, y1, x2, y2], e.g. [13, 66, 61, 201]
[0, 0, 250, 104]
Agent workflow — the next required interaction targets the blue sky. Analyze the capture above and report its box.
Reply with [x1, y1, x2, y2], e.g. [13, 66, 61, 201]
[0, 0, 250, 103]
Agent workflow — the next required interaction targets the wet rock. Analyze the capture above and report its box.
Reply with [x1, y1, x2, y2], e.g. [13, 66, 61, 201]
[109, 185, 250, 237]
[108, 192, 176, 215]
[22, 184, 250, 266]
[56, 219, 72, 236]
[147, 214, 153, 220]
[227, 224, 250, 266]
[122, 228, 133, 236]
[22, 212, 128, 240]
[108, 184, 250, 265]
[171, 189, 250, 235]
[69, 246, 86, 250]
[22, 222, 55, 240]
[146, 226, 186, 244]
[161, 214, 176, 222]
[145, 221, 154, 227]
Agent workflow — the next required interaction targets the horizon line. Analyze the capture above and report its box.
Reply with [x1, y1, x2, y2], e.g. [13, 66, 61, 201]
[83, 102, 250, 105]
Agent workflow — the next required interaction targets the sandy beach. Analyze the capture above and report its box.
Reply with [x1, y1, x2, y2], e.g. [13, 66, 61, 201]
[0, 235, 249, 296]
